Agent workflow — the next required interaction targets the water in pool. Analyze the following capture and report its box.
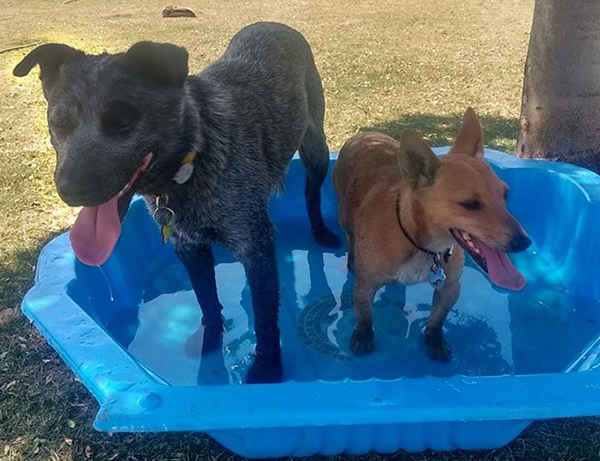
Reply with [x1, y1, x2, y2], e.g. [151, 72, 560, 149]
[70, 218, 600, 386]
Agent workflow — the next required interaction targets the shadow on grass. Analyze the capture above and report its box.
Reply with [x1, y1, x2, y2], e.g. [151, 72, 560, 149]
[0, 231, 66, 314]
[359, 112, 519, 152]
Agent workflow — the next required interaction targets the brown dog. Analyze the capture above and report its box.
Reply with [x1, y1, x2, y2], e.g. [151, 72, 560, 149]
[333, 108, 531, 361]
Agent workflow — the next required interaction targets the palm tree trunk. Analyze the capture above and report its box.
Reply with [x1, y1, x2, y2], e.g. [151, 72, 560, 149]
[516, 0, 600, 172]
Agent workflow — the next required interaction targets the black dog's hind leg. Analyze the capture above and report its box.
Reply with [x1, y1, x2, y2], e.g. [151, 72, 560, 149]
[299, 123, 341, 248]
[176, 242, 224, 353]
[300, 64, 341, 248]
[236, 214, 283, 384]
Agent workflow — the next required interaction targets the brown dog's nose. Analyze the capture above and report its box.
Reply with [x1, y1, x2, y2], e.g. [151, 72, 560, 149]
[509, 234, 531, 253]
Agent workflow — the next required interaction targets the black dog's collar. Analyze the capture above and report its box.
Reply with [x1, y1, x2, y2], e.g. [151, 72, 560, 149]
[395, 193, 452, 264]
[172, 150, 197, 184]
[153, 149, 197, 244]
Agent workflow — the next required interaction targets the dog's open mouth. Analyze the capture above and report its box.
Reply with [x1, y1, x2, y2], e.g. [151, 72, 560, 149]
[450, 228, 526, 291]
[70, 153, 153, 266]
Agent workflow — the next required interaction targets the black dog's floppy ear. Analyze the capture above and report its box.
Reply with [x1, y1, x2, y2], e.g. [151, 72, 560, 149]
[13, 44, 85, 94]
[122, 41, 189, 85]
[397, 130, 441, 188]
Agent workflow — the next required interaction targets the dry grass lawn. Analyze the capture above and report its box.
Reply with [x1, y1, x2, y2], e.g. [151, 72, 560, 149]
[2, 0, 600, 460]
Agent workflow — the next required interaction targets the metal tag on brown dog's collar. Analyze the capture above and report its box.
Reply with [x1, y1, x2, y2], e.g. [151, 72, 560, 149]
[428, 263, 446, 290]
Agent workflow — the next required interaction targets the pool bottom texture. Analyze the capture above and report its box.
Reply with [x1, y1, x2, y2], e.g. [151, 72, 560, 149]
[22, 149, 600, 457]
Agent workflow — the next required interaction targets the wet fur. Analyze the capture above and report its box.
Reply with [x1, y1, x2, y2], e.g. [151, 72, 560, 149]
[14, 22, 340, 383]
[333, 109, 530, 361]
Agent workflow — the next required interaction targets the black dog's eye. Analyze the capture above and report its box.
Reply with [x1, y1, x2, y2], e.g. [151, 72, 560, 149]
[51, 115, 77, 138]
[102, 101, 141, 136]
[459, 199, 482, 211]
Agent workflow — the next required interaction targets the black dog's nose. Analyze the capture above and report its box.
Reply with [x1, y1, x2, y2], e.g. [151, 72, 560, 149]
[509, 234, 532, 253]
[56, 177, 96, 206]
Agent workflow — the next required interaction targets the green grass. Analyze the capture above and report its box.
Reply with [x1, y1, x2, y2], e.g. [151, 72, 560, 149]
[2, 0, 600, 460]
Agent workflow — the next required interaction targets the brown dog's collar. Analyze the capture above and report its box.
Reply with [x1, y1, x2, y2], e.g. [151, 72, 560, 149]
[395, 193, 452, 263]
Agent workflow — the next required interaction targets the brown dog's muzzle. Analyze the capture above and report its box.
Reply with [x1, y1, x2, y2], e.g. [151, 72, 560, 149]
[508, 233, 532, 253]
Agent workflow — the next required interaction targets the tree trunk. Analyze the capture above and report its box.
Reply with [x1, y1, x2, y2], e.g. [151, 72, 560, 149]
[516, 0, 600, 172]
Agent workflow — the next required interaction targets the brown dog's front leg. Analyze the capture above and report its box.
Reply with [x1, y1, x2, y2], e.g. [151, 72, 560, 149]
[350, 276, 376, 355]
[425, 280, 460, 362]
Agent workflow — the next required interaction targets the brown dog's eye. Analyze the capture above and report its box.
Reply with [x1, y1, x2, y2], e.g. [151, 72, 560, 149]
[504, 189, 509, 201]
[460, 199, 482, 211]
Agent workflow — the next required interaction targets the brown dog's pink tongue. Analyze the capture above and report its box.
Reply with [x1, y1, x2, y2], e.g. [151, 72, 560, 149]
[70, 195, 121, 266]
[478, 243, 526, 290]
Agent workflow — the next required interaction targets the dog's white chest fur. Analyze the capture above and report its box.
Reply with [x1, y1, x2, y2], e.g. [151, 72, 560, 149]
[394, 252, 433, 285]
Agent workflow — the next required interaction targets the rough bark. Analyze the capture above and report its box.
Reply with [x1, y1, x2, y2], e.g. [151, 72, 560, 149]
[516, 0, 600, 172]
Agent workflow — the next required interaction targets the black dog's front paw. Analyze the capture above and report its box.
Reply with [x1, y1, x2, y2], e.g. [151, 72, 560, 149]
[425, 333, 452, 362]
[350, 327, 374, 355]
[246, 351, 283, 384]
[185, 319, 224, 358]
[313, 227, 342, 248]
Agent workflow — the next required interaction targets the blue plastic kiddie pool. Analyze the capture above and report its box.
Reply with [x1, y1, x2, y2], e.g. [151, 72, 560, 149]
[22, 148, 600, 457]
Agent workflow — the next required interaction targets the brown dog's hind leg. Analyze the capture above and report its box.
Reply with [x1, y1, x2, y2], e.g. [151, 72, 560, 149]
[425, 280, 460, 362]
[350, 276, 376, 355]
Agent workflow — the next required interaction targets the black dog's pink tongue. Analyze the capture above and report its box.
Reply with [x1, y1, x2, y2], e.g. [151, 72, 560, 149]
[69, 153, 153, 266]
[478, 242, 526, 290]
[70, 195, 121, 266]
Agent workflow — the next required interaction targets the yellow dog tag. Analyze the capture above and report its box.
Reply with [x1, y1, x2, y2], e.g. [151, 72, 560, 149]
[161, 224, 173, 244]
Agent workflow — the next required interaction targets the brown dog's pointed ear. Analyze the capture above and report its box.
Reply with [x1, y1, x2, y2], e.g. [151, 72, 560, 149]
[398, 130, 440, 188]
[449, 107, 484, 158]
[122, 41, 188, 86]
[13, 44, 85, 96]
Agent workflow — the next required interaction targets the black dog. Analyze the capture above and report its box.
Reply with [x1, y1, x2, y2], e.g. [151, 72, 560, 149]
[14, 22, 340, 383]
